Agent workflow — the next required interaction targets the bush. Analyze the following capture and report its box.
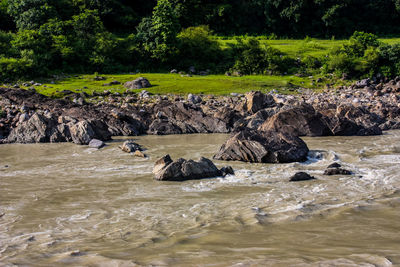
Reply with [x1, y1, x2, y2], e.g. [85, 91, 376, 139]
[378, 43, 400, 77]
[0, 56, 33, 80]
[177, 26, 222, 70]
[344, 31, 380, 57]
[231, 37, 294, 75]
[324, 31, 383, 77]
[0, 31, 14, 56]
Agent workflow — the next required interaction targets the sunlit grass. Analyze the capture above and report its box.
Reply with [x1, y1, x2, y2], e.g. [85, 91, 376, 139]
[33, 73, 325, 97]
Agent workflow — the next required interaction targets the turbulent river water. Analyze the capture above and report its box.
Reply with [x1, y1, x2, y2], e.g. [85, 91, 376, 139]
[1, 131, 400, 266]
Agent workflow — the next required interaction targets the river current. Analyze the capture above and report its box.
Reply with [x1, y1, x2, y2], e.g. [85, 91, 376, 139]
[1, 131, 400, 266]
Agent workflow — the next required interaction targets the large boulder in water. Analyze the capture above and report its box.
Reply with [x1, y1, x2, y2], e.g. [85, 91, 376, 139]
[153, 154, 232, 181]
[69, 120, 111, 145]
[124, 77, 151, 90]
[213, 128, 309, 163]
[259, 103, 331, 137]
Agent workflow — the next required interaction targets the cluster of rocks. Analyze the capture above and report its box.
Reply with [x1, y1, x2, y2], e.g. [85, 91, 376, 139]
[3, 76, 395, 182]
[1, 76, 400, 150]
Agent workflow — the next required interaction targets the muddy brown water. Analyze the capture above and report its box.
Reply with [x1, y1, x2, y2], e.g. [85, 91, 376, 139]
[1, 132, 400, 266]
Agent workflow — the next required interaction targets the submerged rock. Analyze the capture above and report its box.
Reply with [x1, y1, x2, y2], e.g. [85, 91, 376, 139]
[153, 154, 232, 181]
[289, 172, 316, 182]
[324, 168, 352, 175]
[119, 140, 142, 153]
[213, 128, 309, 163]
[327, 162, 341, 169]
[133, 150, 146, 158]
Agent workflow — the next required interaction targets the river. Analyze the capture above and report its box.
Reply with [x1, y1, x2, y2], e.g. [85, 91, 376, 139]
[1, 132, 400, 266]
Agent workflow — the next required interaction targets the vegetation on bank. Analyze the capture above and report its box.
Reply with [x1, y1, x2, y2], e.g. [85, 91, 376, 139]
[27, 73, 330, 97]
[1, 0, 400, 83]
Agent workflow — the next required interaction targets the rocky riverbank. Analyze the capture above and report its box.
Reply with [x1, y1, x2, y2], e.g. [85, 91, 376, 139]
[1, 77, 400, 147]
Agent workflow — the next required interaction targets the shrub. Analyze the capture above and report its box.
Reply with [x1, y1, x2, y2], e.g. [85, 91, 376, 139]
[0, 31, 14, 56]
[344, 31, 380, 57]
[231, 37, 293, 75]
[0, 56, 33, 80]
[378, 43, 400, 77]
[177, 25, 222, 70]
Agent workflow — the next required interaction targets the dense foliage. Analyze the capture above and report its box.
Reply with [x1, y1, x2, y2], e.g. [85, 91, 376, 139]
[1, 0, 400, 80]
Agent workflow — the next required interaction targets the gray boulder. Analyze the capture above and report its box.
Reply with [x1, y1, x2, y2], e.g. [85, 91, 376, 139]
[153, 155, 232, 181]
[69, 120, 111, 145]
[89, 139, 105, 149]
[188, 94, 202, 104]
[213, 128, 309, 163]
[124, 77, 151, 90]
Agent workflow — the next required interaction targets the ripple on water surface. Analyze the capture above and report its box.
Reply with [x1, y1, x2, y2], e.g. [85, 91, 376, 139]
[1, 132, 400, 266]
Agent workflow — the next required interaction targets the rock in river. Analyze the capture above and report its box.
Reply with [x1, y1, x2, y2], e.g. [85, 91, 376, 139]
[289, 172, 316, 182]
[153, 154, 232, 181]
[213, 128, 309, 163]
[88, 139, 105, 149]
[119, 140, 143, 153]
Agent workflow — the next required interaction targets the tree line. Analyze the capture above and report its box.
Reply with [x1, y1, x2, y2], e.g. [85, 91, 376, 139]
[2, 0, 400, 37]
[1, 0, 400, 80]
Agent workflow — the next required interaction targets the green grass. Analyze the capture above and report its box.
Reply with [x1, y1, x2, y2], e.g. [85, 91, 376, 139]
[217, 37, 400, 58]
[27, 37, 400, 97]
[33, 73, 327, 97]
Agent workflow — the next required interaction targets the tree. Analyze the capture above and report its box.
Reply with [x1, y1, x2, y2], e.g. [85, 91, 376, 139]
[7, 0, 57, 30]
[136, 0, 180, 63]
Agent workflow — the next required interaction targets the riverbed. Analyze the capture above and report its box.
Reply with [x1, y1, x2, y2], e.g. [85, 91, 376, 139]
[1, 132, 400, 266]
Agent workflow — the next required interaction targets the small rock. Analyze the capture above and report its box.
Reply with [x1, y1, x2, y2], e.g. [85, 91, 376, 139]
[289, 172, 316, 182]
[27, 236, 36, 242]
[220, 166, 235, 176]
[120, 140, 142, 153]
[170, 69, 178, 74]
[187, 94, 202, 104]
[324, 168, 352, 175]
[133, 150, 146, 158]
[88, 139, 105, 149]
[327, 162, 341, 169]
[70, 251, 83, 257]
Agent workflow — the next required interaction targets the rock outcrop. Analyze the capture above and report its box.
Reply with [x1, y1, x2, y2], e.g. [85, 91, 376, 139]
[259, 103, 331, 137]
[213, 128, 309, 163]
[153, 154, 232, 181]
[244, 91, 275, 114]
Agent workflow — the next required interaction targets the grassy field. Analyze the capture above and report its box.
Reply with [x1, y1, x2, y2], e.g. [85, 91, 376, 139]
[217, 37, 400, 58]
[33, 73, 326, 97]
[26, 37, 400, 97]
